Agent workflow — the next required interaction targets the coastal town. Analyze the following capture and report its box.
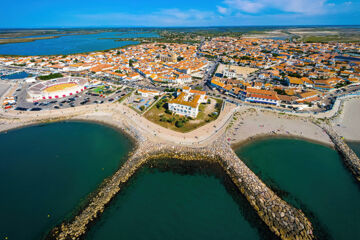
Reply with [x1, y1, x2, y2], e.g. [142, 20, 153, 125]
[1, 31, 360, 240]
[1, 37, 360, 119]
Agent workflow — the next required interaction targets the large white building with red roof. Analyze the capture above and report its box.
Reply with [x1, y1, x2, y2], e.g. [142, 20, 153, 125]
[168, 87, 207, 118]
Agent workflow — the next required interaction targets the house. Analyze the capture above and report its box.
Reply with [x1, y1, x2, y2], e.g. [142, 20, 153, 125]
[176, 74, 192, 84]
[244, 88, 280, 106]
[314, 78, 339, 91]
[168, 87, 207, 118]
[287, 77, 304, 87]
[301, 77, 314, 88]
[137, 89, 160, 98]
[296, 91, 321, 104]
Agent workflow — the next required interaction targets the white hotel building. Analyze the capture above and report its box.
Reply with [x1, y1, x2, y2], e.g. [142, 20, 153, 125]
[168, 87, 207, 118]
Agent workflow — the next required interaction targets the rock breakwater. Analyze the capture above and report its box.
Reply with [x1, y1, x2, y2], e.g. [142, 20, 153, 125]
[47, 134, 313, 240]
[322, 125, 360, 182]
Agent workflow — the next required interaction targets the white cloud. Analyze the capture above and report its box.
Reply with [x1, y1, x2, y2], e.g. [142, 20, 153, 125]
[224, 0, 264, 13]
[76, 9, 216, 26]
[217, 6, 229, 14]
[344, 1, 352, 6]
[223, 0, 328, 15]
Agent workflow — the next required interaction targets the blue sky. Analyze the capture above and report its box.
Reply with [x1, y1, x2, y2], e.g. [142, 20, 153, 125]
[1, 0, 359, 27]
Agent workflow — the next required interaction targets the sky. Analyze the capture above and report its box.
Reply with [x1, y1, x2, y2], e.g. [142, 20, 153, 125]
[1, 0, 359, 28]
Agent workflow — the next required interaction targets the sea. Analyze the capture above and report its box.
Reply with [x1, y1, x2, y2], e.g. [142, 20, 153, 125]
[236, 138, 360, 240]
[0, 122, 133, 240]
[1, 122, 360, 240]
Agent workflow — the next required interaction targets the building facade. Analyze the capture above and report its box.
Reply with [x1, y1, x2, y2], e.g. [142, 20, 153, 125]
[168, 87, 207, 118]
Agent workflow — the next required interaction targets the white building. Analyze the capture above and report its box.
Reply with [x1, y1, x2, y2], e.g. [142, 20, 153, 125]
[137, 89, 160, 98]
[222, 68, 237, 78]
[244, 88, 280, 106]
[168, 87, 207, 118]
[175, 74, 192, 84]
[27, 77, 88, 102]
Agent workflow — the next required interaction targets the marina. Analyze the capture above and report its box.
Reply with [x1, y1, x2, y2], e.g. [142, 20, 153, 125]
[0, 70, 30, 80]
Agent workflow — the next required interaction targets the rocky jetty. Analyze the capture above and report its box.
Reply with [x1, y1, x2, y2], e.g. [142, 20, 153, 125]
[213, 137, 313, 240]
[47, 134, 313, 240]
[322, 125, 360, 182]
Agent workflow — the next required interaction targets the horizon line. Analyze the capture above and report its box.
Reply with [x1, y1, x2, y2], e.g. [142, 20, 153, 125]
[1, 24, 360, 30]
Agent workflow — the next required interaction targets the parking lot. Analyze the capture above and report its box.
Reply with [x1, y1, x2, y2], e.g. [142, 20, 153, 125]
[11, 84, 133, 112]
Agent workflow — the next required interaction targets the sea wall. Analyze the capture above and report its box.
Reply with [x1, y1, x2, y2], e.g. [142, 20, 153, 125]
[213, 137, 313, 240]
[322, 125, 360, 182]
[47, 137, 314, 240]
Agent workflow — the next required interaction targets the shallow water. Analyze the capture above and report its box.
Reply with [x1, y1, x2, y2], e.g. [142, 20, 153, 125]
[0, 121, 133, 240]
[236, 138, 360, 240]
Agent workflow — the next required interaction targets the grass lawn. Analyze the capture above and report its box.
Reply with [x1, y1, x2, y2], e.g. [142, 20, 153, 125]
[144, 96, 223, 133]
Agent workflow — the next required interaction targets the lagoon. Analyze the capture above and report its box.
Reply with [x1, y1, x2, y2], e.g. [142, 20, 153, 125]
[0, 31, 159, 56]
[0, 121, 133, 240]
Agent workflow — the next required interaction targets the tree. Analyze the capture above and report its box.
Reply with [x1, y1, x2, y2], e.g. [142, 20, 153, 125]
[175, 120, 184, 128]
[156, 102, 163, 109]
[274, 89, 287, 95]
[129, 59, 134, 67]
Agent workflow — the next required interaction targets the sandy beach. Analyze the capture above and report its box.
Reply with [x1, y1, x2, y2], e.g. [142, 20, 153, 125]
[2, 96, 360, 148]
[227, 108, 333, 147]
[333, 98, 360, 141]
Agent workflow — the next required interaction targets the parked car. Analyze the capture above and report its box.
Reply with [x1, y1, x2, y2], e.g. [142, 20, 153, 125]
[14, 107, 28, 111]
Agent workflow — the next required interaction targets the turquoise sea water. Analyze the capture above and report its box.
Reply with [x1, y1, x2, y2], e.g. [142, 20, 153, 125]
[0, 31, 159, 56]
[0, 122, 133, 240]
[347, 141, 360, 158]
[86, 161, 276, 240]
[2, 122, 359, 240]
[236, 138, 360, 240]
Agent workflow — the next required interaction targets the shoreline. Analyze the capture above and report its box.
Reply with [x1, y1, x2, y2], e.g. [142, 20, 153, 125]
[69, 118, 140, 150]
[231, 133, 335, 151]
